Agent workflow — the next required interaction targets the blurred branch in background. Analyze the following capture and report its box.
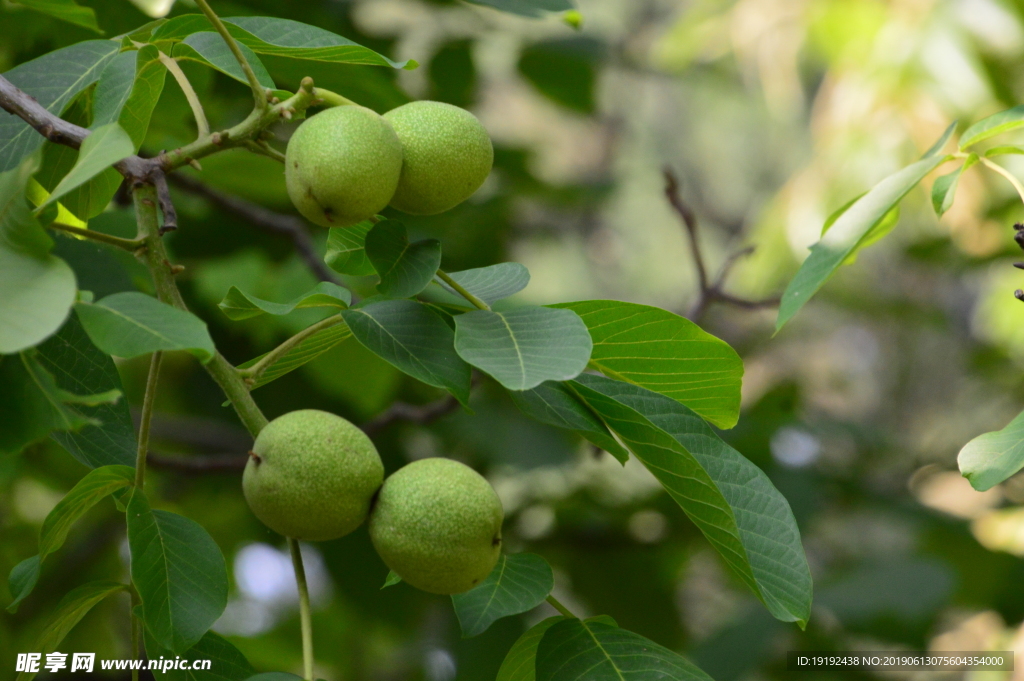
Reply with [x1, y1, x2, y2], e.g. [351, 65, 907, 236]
[168, 174, 340, 284]
[663, 167, 781, 320]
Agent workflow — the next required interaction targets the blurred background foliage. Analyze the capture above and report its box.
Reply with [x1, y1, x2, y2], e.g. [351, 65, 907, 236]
[7, 0, 1024, 679]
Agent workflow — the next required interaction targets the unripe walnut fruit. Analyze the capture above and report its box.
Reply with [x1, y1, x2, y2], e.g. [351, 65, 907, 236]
[383, 101, 494, 215]
[285, 105, 403, 228]
[369, 458, 503, 595]
[243, 410, 384, 541]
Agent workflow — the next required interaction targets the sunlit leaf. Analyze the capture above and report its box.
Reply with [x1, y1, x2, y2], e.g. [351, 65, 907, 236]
[960, 105, 1024, 149]
[453, 554, 554, 638]
[959, 408, 1024, 491]
[932, 154, 978, 217]
[10, 0, 101, 32]
[554, 300, 743, 429]
[464, 0, 574, 18]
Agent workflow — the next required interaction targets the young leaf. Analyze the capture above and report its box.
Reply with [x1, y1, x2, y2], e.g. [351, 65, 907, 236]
[509, 381, 629, 463]
[932, 154, 978, 217]
[364, 220, 442, 298]
[145, 630, 256, 681]
[10, 0, 101, 32]
[127, 491, 229, 654]
[553, 300, 743, 429]
[0, 159, 77, 353]
[39, 123, 134, 209]
[342, 299, 472, 404]
[239, 322, 353, 390]
[569, 373, 813, 627]
[75, 292, 216, 363]
[432, 263, 531, 306]
[960, 105, 1024, 150]
[219, 282, 351, 320]
[453, 553, 555, 638]
[151, 15, 416, 69]
[0, 351, 119, 457]
[174, 33, 276, 89]
[0, 40, 120, 172]
[326, 220, 377, 276]
[464, 0, 574, 18]
[6, 465, 134, 612]
[16, 581, 128, 681]
[37, 314, 137, 468]
[454, 307, 592, 391]
[776, 152, 949, 331]
[535, 619, 712, 681]
[959, 409, 1024, 491]
[984, 145, 1024, 158]
[496, 616, 568, 681]
[381, 570, 402, 589]
[923, 120, 958, 158]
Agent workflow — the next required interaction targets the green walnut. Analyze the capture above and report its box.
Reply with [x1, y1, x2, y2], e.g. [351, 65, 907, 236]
[242, 410, 384, 541]
[369, 458, 503, 595]
[383, 101, 494, 215]
[285, 105, 403, 228]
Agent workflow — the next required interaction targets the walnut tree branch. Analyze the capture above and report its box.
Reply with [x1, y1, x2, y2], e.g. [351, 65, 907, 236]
[663, 167, 782, 321]
[168, 173, 340, 283]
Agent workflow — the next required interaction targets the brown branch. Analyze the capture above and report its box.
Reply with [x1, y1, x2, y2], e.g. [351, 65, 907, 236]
[361, 394, 462, 436]
[168, 173, 339, 283]
[663, 166, 782, 321]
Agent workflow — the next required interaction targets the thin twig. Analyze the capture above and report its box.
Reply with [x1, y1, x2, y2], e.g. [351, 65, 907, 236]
[663, 167, 782, 321]
[244, 139, 286, 163]
[288, 537, 315, 681]
[979, 157, 1024, 206]
[192, 0, 268, 112]
[167, 173, 339, 283]
[546, 595, 576, 618]
[48, 222, 145, 251]
[436, 270, 490, 310]
[135, 352, 163, 488]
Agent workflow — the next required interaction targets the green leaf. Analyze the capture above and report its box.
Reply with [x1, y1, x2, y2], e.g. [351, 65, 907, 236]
[342, 299, 471, 404]
[10, 0, 101, 32]
[381, 570, 402, 589]
[0, 351, 119, 456]
[326, 220, 376, 276]
[509, 381, 629, 463]
[0, 159, 77, 353]
[37, 313, 137, 468]
[145, 630, 256, 681]
[7, 465, 134, 611]
[219, 282, 351, 321]
[433, 263, 531, 306]
[0, 40, 120, 172]
[535, 619, 712, 681]
[984, 145, 1024, 158]
[244, 675, 304, 681]
[960, 105, 1024, 149]
[16, 581, 127, 681]
[241, 324, 353, 391]
[497, 616, 568, 681]
[127, 491, 229, 654]
[40, 123, 133, 209]
[553, 300, 743, 429]
[454, 307, 592, 391]
[364, 220, 442, 298]
[75, 292, 216, 363]
[569, 374, 813, 626]
[932, 154, 978, 217]
[464, 0, 574, 18]
[958, 409, 1024, 491]
[453, 553, 554, 638]
[776, 152, 949, 331]
[6, 556, 41, 614]
[151, 15, 415, 69]
[174, 33, 275, 89]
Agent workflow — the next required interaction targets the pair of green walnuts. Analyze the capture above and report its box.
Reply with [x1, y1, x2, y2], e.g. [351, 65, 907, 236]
[242, 410, 504, 595]
[285, 100, 494, 226]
